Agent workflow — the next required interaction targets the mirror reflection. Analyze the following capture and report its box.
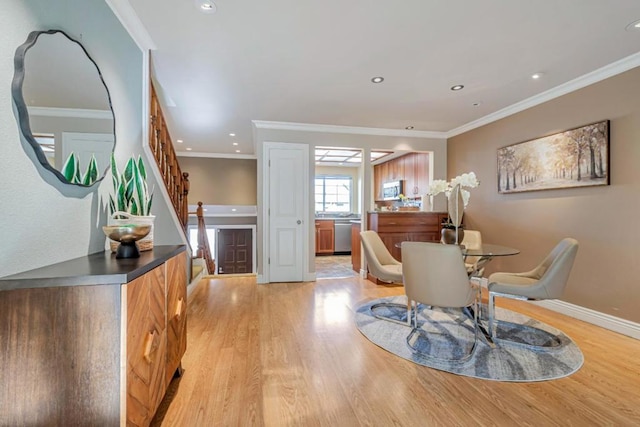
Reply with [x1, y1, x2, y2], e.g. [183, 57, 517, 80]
[13, 30, 115, 186]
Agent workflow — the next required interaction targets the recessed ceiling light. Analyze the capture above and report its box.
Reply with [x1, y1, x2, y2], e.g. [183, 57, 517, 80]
[450, 84, 464, 91]
[405, 126, 414, 130]
[186, 147, 192, 151]
[233, 142, 238, 146]
[229, 133, 236, 137]
[231, 208, 237, 212]
[177, 139, 183, 143]
[371, 76, 384, 83]
[531, 72, 544, 80]
[625, 19, 640, 31]
[235, 150, 240, 153]
[195, 0, 216, 13]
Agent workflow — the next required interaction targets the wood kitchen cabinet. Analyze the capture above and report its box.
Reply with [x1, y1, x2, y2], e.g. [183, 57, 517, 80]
[401, 153, 430, 198]
[373, 152, 430, 201]
[0, 246, 187, 427]
[367, 212, 448, 261]
[315, 219, 335, 255]
[351, 221, 362, 272]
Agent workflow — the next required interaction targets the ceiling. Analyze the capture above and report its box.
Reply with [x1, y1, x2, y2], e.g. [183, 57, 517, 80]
[124, 1, 640, 157]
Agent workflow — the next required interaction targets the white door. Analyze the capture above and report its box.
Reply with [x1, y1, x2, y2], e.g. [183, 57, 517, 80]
[267, 143, 308, 282]
[61, 132, 114, 173]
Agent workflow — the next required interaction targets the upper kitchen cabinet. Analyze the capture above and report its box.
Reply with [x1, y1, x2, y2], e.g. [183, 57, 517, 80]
[374, 153, 430, 200]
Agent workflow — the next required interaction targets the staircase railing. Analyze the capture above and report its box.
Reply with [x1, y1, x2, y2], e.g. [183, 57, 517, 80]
[149, 81, 190, 230]
[196, 202, 216, 274]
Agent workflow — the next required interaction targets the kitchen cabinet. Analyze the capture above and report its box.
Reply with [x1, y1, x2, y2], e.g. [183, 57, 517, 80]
[315, 220, 335, 255]
[373, 152, 430, 201]
[401, 153, 430, 198]
[367, 212, 448, 261]
[351, 221, 362, 272]
[0, 246, 187, 427]
[415, 153, 430, 197]
[403, 154, 417, 197]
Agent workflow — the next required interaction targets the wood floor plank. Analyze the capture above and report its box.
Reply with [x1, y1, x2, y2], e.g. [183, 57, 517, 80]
[153, 275, 640, 426]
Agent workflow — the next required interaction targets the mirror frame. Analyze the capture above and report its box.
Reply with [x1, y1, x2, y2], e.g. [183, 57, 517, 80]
[11, 29, 116, 187]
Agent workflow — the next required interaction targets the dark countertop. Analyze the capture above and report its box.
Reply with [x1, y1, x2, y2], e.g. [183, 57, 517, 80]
[0, 245, 186, 291]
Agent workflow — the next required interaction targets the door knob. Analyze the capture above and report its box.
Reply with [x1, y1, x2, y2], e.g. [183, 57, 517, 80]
[297, 220, 302, 224]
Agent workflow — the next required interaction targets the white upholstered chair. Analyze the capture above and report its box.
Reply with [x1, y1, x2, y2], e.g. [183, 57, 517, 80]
[402, 241, 480, 361]
[461, 230, 483, 275]
[487, 238, 579, 341]
[359, 230, 403, 284]
[361, 231, 407, 325]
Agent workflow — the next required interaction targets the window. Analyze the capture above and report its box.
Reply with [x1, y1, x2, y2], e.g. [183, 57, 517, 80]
[315, 176, 352, 212]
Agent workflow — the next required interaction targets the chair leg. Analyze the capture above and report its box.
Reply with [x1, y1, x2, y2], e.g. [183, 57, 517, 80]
[488, 291, 496, 339]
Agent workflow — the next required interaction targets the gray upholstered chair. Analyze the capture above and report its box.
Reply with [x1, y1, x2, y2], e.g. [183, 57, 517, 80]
[359, 230, 402, 284]
[461, 229, 483, 275]
[487, 238, 579, 340]
[402, 241, 480, 361]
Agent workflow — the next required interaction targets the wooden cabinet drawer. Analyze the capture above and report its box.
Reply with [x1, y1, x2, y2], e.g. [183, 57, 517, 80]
[376, 213, 440, 233]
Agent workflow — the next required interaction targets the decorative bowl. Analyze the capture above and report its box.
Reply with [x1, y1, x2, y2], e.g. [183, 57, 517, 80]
[102, 224, 151, 258]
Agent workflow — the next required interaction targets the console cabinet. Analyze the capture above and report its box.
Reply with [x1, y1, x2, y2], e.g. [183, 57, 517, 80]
[0, 246, 187, 427]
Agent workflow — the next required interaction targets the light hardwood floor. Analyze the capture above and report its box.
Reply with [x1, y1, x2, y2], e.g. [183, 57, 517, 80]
[154, 275, 640, 426]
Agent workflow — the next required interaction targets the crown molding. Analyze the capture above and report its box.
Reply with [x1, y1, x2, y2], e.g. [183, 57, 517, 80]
[27, 106, 112, 120]
[252, 120, 447, 139]
[106, 0, 156, 51]
[446, 51, 640, 138]
[176, 151, 257, 160]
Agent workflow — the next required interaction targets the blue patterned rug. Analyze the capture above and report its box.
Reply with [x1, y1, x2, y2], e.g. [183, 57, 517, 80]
[355, 296, 583, 382]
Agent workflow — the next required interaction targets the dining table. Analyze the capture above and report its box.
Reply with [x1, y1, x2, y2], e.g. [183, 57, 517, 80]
[397, 241, 520, 346]
[461, 243, 520, 278]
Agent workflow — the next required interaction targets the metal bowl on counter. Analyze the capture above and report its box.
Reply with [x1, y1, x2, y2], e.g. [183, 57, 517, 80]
[102, 224, 151, 259]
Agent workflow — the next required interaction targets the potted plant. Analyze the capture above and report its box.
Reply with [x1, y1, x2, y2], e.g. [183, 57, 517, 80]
[107, 153, 155, 252]
[429, 172, 479, 244]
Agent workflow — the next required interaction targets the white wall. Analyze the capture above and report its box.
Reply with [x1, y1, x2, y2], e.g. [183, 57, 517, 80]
[0, 0, 181, 277]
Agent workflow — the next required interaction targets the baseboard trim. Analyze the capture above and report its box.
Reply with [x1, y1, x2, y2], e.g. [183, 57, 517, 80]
[533, 300, 640, 340]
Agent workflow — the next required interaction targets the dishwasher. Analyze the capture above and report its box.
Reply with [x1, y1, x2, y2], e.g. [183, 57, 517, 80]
[334, 221, 352, 254]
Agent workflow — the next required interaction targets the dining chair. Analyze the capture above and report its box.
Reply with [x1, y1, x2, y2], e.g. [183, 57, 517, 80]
[359, 231, 403, 284]
[461, 230, 483, 275]
[360, 231, 409, 325]
[402, 241, 480, 362]
[487, 238, 579, 342]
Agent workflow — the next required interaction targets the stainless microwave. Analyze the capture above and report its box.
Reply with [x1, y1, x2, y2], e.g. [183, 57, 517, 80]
[382, 180, 403, 200]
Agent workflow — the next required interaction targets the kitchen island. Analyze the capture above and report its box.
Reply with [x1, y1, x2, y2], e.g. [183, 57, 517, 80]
[367, 211, 449, 261]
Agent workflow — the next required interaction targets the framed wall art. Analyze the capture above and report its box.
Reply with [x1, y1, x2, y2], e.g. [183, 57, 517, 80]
[497, 120, 609, 194]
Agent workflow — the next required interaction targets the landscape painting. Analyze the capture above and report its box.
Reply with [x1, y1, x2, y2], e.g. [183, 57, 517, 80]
[497, 120, 609, 194]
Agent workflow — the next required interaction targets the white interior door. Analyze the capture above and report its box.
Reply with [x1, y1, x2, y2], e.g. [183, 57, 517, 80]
[267, 143, 308, 282]
[61, 132, 114, 173]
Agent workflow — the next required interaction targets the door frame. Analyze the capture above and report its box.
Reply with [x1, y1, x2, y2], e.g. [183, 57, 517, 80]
[215, 225, 257, 274]
[261, 141, 311, 283]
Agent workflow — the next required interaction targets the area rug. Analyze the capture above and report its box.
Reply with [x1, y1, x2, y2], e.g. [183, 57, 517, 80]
[355, 296, 583, 382]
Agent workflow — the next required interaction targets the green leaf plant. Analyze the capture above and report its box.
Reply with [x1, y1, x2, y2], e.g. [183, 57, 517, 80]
[61, 152, 99, 186]
[108, 153, 154, 217]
